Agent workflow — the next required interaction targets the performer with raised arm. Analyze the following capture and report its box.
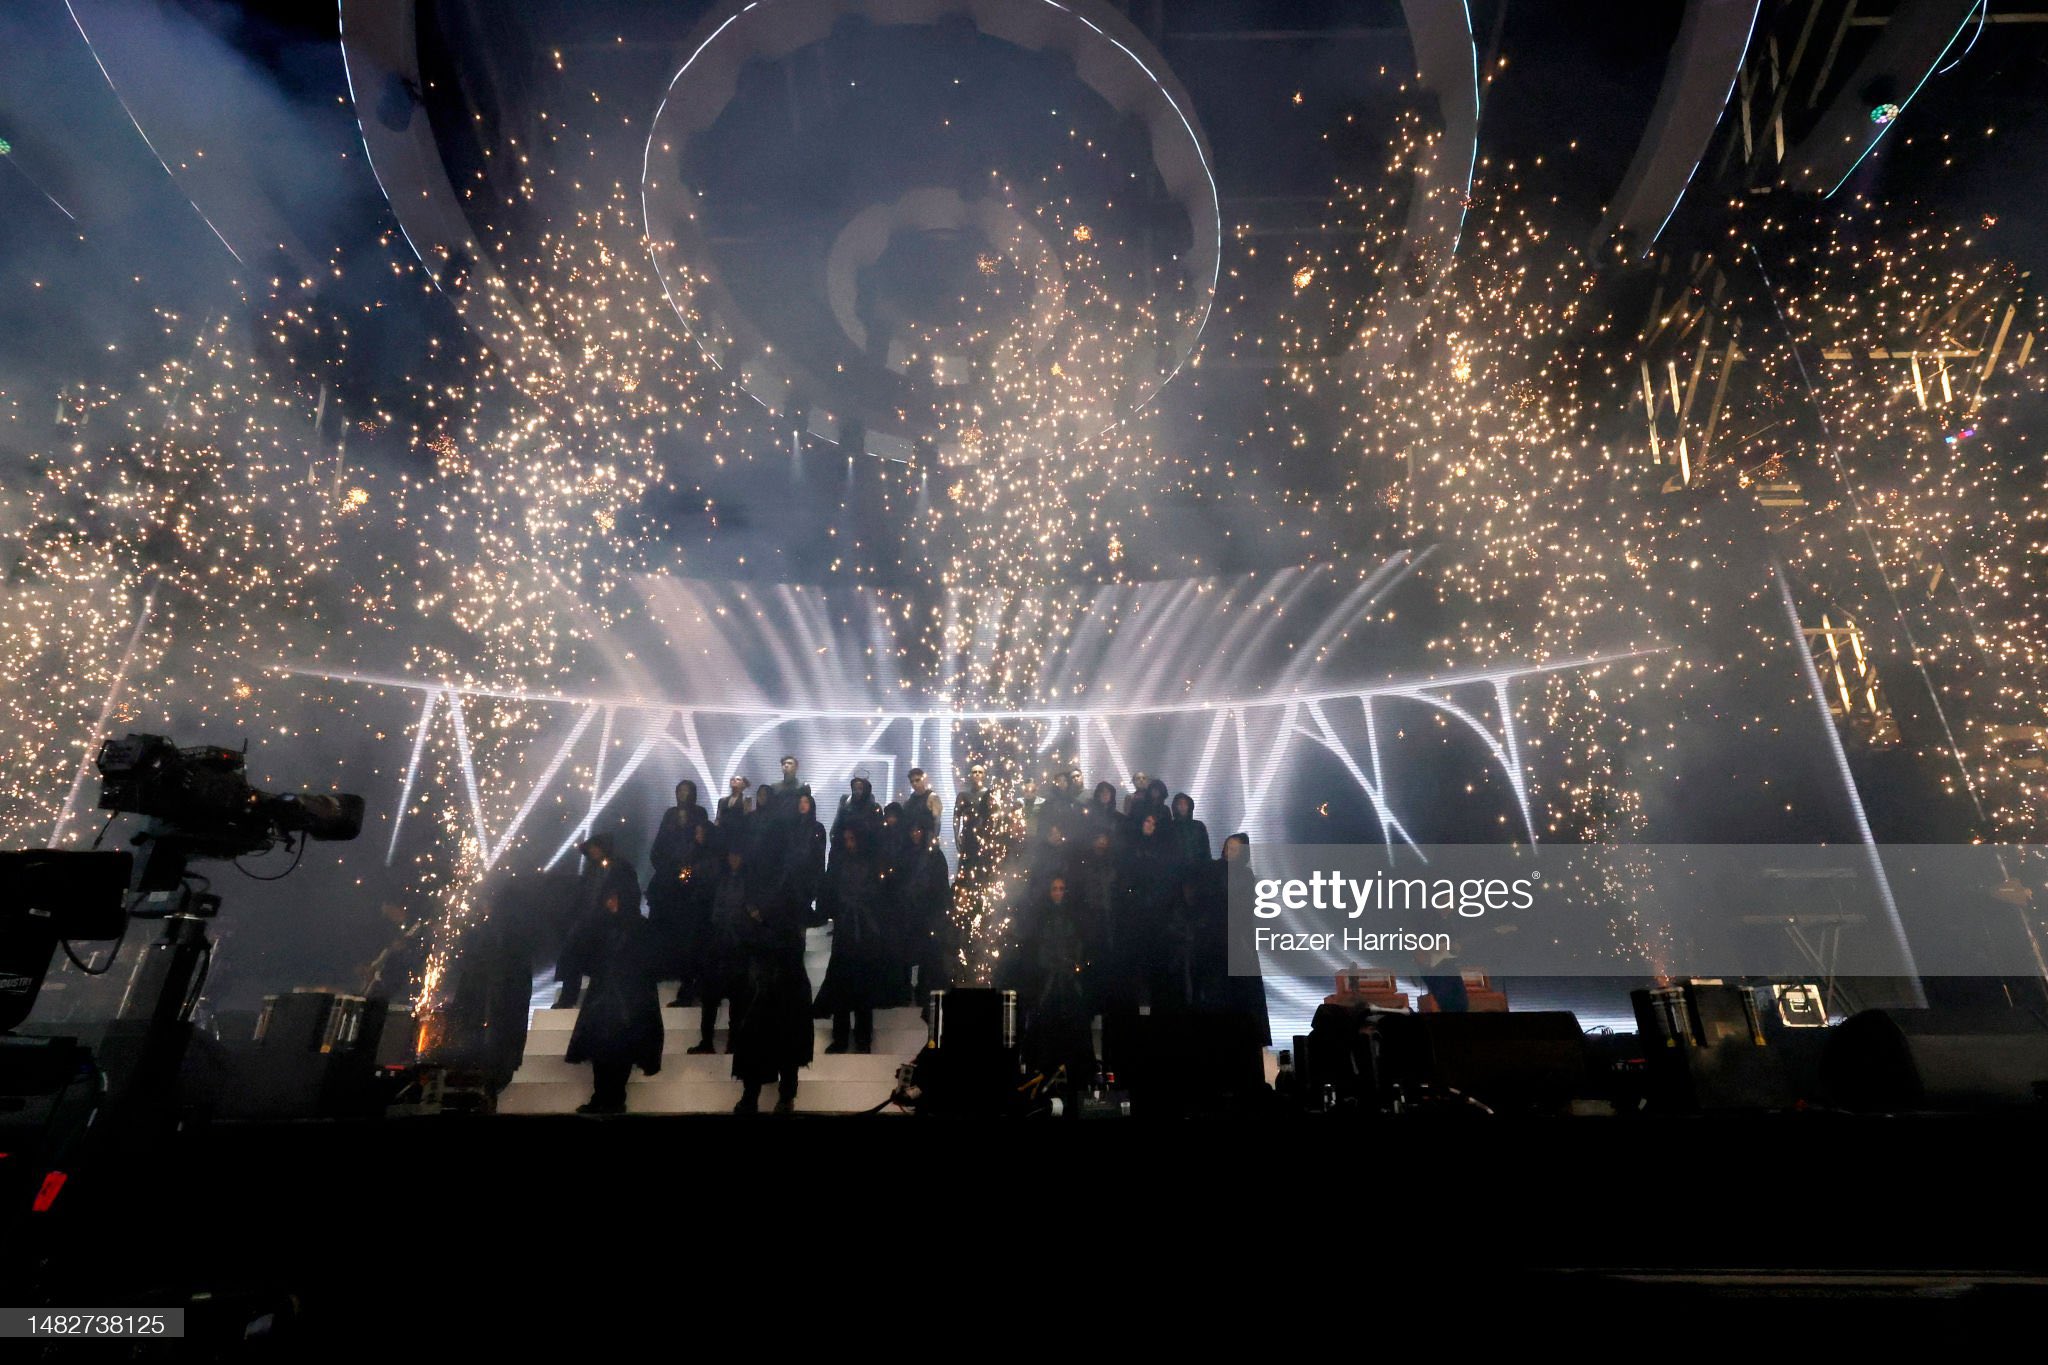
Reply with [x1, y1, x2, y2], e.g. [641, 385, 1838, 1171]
[716, 775, 751, 840]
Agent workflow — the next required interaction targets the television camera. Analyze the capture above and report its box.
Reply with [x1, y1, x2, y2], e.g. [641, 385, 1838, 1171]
[95, 733, 363, 891]
[2, 734, 363, 1081]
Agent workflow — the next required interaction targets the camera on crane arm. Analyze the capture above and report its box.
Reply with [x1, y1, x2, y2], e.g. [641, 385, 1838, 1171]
[0, 735, 364, 1257]
[94, 733, 365, 894]
[2, 735, 365, 1037]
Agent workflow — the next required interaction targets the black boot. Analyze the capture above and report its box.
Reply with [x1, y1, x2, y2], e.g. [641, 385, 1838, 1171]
[579, 1062, 627, 1114]
[686, 1037, 716, 1055]
[733, 1083, 761, 1115]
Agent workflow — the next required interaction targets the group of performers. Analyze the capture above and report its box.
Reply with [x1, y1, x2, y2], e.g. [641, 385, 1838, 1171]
[553, 755, 1271, 1116]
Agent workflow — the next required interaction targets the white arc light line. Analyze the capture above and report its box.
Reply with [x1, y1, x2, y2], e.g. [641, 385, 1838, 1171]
[1645, 0, 1762, 254]
[65, 0, 243, 263]
[1823, 3, 1985, 200]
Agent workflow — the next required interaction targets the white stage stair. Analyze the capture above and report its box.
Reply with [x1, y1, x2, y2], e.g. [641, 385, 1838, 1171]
[498, 926, 922, 1115]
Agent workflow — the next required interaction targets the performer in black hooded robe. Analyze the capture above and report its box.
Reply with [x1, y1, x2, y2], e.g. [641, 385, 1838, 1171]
[647, 783, 709, 991]
[1049, 770, 1088, 846]
[1071, 827, 1118, 970]
[828, 775, 882, 871]
[1017, 776, 1045, 847]
[1084, 780, 1122, 842]
[953, 763, 999, 880]
[729, 804, 821, 1114]
[662, 818, 723, 1009]
[1168, 792, 1211, 874]
[553, 833, 635, 1008]
[898, 814, 951, 1007]
[442, 907, 534, 1094]
[1101, 810, 1181, 1078]
[563, 862, 662, 1114]
[1016, 874, 1095, 1097]
[1128, 777, 1170, 839]
[692, 841, 746, 1053]
[653, 779, 708, 848]
[1022, 815, 1076, 918]
[813, 822, 888, 1052]
[785, 791, 829, 917]
[878, 799, 906, 857]
[873, 802, 913, 1004]
[1170, 832, 1275, 1109]
[745, 782, 783, 863]
[1120, 810, 1184, 998]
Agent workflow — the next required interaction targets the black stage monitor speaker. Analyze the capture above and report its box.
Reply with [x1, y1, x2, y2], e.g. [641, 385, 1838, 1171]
[195, 990, 393, 1119]
[916, 988, 1018, 1115]
[1822, 1008, 2048, 1111]
[1630, 981, 1798, 1110]
[1632, 982, 1765, 1050]
[257, 990, 385, 1057]
[926, 987, 1016, 1053]
[1366, 1010, 1587, 1113]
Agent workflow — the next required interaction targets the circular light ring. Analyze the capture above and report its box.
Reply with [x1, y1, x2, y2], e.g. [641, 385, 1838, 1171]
[639, 0, 1221, 454]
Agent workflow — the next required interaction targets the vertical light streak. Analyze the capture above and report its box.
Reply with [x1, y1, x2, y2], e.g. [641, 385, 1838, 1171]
[50, 577, 158, 846]
[1777, 564, 1926, 1002]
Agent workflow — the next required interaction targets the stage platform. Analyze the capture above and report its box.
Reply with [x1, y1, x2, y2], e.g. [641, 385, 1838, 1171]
[505, 1005, 923, 1114]
[503, 925, 924, 1113]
